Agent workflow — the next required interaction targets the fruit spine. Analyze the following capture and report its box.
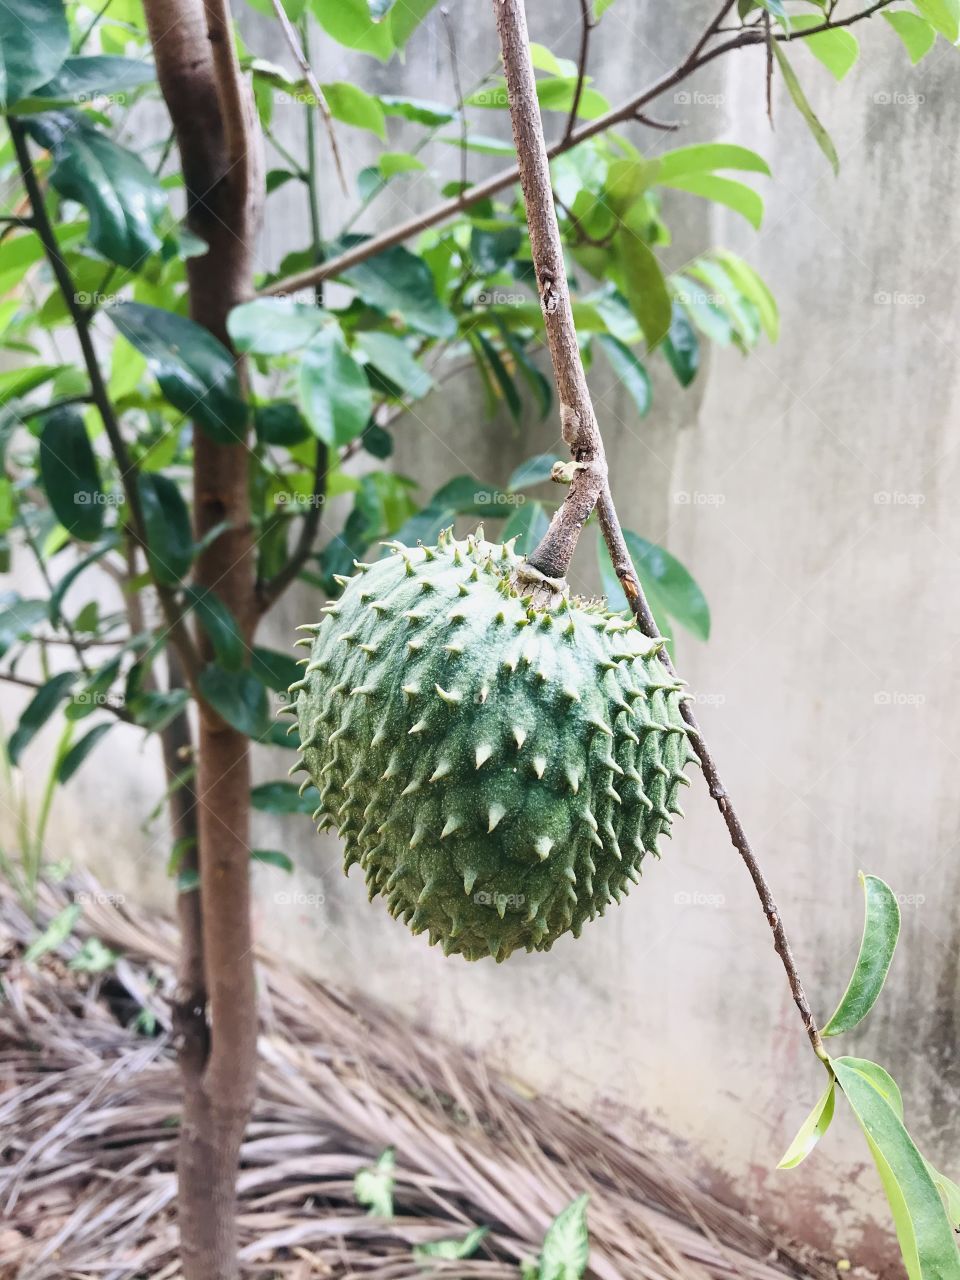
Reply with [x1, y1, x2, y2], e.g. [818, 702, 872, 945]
[290, 530, 697, 961]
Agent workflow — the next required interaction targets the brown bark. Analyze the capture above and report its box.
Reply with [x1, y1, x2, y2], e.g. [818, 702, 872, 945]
[143, 0, 263, 1274]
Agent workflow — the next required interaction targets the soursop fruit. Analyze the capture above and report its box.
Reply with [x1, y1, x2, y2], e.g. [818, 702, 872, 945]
[290, 529, 697, 961]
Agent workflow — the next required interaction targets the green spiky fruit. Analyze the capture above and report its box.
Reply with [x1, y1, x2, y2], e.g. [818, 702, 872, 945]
[291, 530, 697, 962]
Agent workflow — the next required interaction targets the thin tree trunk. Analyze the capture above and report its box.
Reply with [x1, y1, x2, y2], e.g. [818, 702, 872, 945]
[143, 0, 263, 1275]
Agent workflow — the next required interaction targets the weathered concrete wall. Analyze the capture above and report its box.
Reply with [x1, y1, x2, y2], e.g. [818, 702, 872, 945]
[3, 3, 958, 1271]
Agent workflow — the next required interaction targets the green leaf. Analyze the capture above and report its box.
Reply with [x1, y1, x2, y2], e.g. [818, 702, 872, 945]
[596, 334, 652, 416]
[414, 1226, 489, 1260]
[228, 298, 327, 355]
[926, 1163, 960, 1229]
[508, 452, 564, 491]
[39, 408, 104, 540]
[752, 0, 790, 28]
[323, 81, 386, 137]
[251, 780, 319, 813]
[183, 586, 245, 672]
[109, 302, 247, 442]
[337, 241, 457, 339]
[24, 903, 80, 964]
[837, 1057, 904, 1119]
[356, 331, 432, 399]
[503, 499, 549, 555]
[771, 41, 839, 175]
[713, 252, 779, 342]
[390, 0, 437, 46]
[255, 401, 311, 446]
[474, 331, 522, 422]
[252, 848, 294, 872]
[309, 0, 393, 60]
[661, 304, 700, 387]
[251, 646, 301, 692]
[625, 530, 710, 641]
[57, 722, 112, 783]
[883, 10, 937, 62]
[912, 0, 959, 40]
[0, 0, 69, 109]
[299, 327, 372, 447]
[379, 150, 426, 178]
[832, 1058, 960, 1280]
[197, 665, 270, 739]
[470, 221, 523, 275]
[0, 595, 48, 657]
[49, 537, 116, 624]
[69, 936, 118, 972]
[823, 874, 901, 1037]
[790, 16, 860, 80]
[662, 173, 764, 230]
[777, 1079, 836, 1169]
[8, 670, 76, 765]
[389, 504, 454, 547]
[378, 94, 454, 126]
[656, 143, 771, 182]
[137, 473, 193, 585]
[429, 474, 511, 516]
[540, 1195, 590, 1280]
[24, 55, 154, 106]
[0, 364, 64, 407]
[354, 1148, 395, 1217]
[616, 229, 672, 349]
[26, 113, 167, 270]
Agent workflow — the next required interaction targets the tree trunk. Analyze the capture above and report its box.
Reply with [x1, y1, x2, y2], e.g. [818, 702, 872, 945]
[143, 1, 263, 1275]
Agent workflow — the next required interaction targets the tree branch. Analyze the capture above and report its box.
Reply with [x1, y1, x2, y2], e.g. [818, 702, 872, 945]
[564, 0, 594, 143]
[261, 0, 895, 300]
[268, 0, 347, 195]
[492, 0, 826, 1061]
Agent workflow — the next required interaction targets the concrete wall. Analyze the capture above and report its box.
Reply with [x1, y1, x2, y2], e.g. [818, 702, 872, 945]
[3, 3, 958, 1271]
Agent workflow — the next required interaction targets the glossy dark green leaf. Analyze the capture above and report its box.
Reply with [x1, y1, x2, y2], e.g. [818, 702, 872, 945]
[300, 327, 372, 447]
[623, 529, 710, 641]
[251, 646, 301, 692]
[832, 1057, 960, 1280]
[127, 686, 190, 734]
[772, 42, 839, 174]
[183, 585, 245, 671]
[540, 1194, 590, 1280]
[662, 305, 700, 387]
[228, 298, 327, 355]
[474, 331, 522, 423]
[255, 402, 310, 446]
[597, 334, 652, 416]
[252, 848, 294, 872]
[777, 1078, 836, 1169]
[470, 221, 523, 275]
[108, 301, 247, 442]
[0, 0, 69, 109]
[508, 452, 564, 491]
[497, 326, 552, 419]
[616, 227, 672, 349]
[251, 780, 319, 814]
[197, 665, 269, 739]
[26, 113, 167, 269]
[338, 242, 457, 338]
[57, 722, 112, 783]
[388, 504, 454, 547]
[824, 874, 901, 1037]
[503, 499, 549, 555]
[137, 472, 193, 585]
[8, 670, 76, 765]
[361, 421, 393, 459]
[25, 55, 154, 106]
[39, 408, 103, 540]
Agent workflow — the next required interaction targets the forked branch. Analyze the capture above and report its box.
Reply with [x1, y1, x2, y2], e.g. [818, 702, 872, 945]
[491, 0, 826, 1060]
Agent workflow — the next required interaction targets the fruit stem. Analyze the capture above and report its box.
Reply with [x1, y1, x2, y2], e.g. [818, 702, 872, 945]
[491, 0, 826, 1062]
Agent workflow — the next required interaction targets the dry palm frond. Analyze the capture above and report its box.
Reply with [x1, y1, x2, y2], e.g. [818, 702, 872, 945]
[0, 874, 833, 1280]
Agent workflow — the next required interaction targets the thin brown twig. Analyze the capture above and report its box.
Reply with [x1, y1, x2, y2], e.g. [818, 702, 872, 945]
[564, 0, 594, 143]
[268, 0, 348, 196]
[491, 0, 826, 1061]
[261, 0, 896, 300]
